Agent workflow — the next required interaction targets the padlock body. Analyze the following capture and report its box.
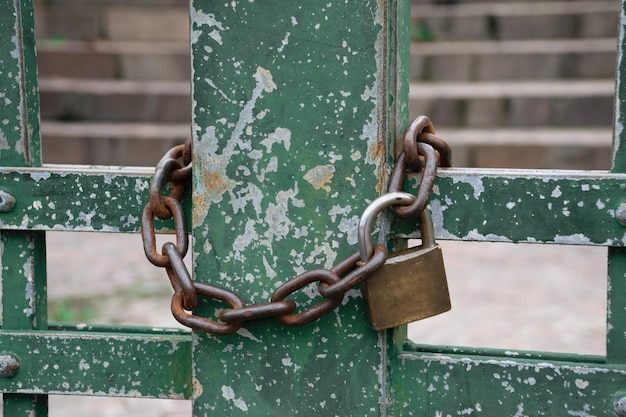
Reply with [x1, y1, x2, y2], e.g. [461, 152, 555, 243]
[365, 244, 451, 330]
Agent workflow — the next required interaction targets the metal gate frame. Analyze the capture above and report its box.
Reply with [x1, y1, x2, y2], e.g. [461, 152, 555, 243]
[3, 0, 626, 415]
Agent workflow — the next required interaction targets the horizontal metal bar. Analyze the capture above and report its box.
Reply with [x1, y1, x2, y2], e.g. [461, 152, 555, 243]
[48, 322, 190, 336]
[1, 166, 626, 245]
[0, 330, 191, 398]
[404, 341, 605, 365]
[395, 168, 626, 246]
[0, 166, 187, 232]
[391, 348, 626, 416]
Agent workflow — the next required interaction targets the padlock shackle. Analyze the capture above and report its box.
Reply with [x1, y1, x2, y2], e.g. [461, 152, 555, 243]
[358, 192, 415, 262]
[420, 209, 436, 249]
[358, 192, 436, 262]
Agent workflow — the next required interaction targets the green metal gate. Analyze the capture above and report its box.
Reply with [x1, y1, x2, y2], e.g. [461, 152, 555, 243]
[3, 0, 626, 415]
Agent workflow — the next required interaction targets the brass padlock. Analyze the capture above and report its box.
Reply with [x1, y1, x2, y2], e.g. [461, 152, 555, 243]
[358, 192, 451, 330]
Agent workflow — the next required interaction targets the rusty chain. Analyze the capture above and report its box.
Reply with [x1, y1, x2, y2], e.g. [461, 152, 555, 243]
[141, 115, 450, 335]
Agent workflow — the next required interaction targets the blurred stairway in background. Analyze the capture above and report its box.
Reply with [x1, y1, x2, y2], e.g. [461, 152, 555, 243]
[34, 0, 619, 168]
[410, 0, 618, 168]
[34, 0, 191, 166]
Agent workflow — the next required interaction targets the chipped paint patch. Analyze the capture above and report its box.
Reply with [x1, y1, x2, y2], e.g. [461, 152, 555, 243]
[0, 130, 9, 153]
[190, 5, 227, 44]
[303, 164, 335, 191]
[612, 3, 626, 163]
[452, 175, 485, 200]
[192, 377, 204, 399]
[221, 385, 248, 411]
[193, 67, 279, 227]
[188, 1, 423, 415]
[554, 234, 592, 245]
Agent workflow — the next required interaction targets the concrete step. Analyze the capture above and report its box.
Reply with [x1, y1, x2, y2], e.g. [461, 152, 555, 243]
[436, 128, 613, 169]
[412, 38, 617, 56]
[410, 80, 615, 128]
[411, 1, 618, 41]
[36, 42, 190, 80]
[412, 1, 617, 17]
[39, 78, 190, 122]
[410, 79, 615, 99]
[437, 127, 612, 147]
[34, 5, 189, 42]
[411, 38, 616, 81]
[40, 0, 187, 5]
[34, 3, 190, 80]
[40, 121, 188, 166]
[41, 121, 188, 139]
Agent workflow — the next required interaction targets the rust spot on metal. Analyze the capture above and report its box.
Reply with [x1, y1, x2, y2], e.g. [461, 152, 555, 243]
[369, 139, 388, 194]
[193, 170, 232, 226]
[0, 354, 20, 378]
[203, 171, 230, 195]
[192, 194, 209, 228]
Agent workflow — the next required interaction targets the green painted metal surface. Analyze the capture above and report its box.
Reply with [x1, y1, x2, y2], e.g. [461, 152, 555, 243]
[0, 0, 40, 167]
[3, 168, 626, 246]
[0, 167, 185, 233]
[390, 346, 626, 416]
[0, 330, 191, 398]
[1, 231, 47, 331]
[612, 0, 626, 172]
[1, 1, 47, 415]
[398, 169, 626, 246]
[1, 0, 626, 414]
[607, 0, 626, 368]
[190, 1, 399, 415]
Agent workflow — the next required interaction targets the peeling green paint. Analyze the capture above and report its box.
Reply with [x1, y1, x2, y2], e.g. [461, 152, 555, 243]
[191, 1, 395, 415]
[0, 330, 191, 399]
[2, 2, 46, 415]
[2, 0, 626, 414]
[393, 169, 626, 246]
[390, 346, 626, 416]
[0, 0, 40, 167]
[0, 167, 187, 233]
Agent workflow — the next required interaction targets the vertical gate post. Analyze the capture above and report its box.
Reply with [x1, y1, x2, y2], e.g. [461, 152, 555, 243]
[608, 0, 626, 364]
[1, 0, 47, 415]
[190, 1, 406, 414]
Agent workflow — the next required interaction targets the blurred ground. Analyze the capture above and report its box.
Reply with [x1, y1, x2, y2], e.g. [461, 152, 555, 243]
[39, 232, 607, 416]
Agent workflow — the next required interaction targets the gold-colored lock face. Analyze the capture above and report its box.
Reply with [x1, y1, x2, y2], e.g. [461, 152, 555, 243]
[364, 243, 450, 331]
[357, 192, 452, 331]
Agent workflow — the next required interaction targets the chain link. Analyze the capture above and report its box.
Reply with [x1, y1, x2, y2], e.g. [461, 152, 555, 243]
[389, 115, 452, 219]
[141, 116, 450, 335]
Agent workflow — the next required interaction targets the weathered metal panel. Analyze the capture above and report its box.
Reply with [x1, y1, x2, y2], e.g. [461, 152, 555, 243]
[190, 0, 394, 415]
[1, 231, 47, 330]
[607, 246, 626, 363]
[612, 0, 626, 171]
[4, 168, 626, 247]
[384, 1, 626, 414]
[607, 0, 626, 366]
[389, 347, 626, 416]
[1, 2, 46, 414]
[0, 0, 40, 167]
[395, 169, 626, 246]
[0, 168, 185, 233]
[0, 330, 192, 399]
